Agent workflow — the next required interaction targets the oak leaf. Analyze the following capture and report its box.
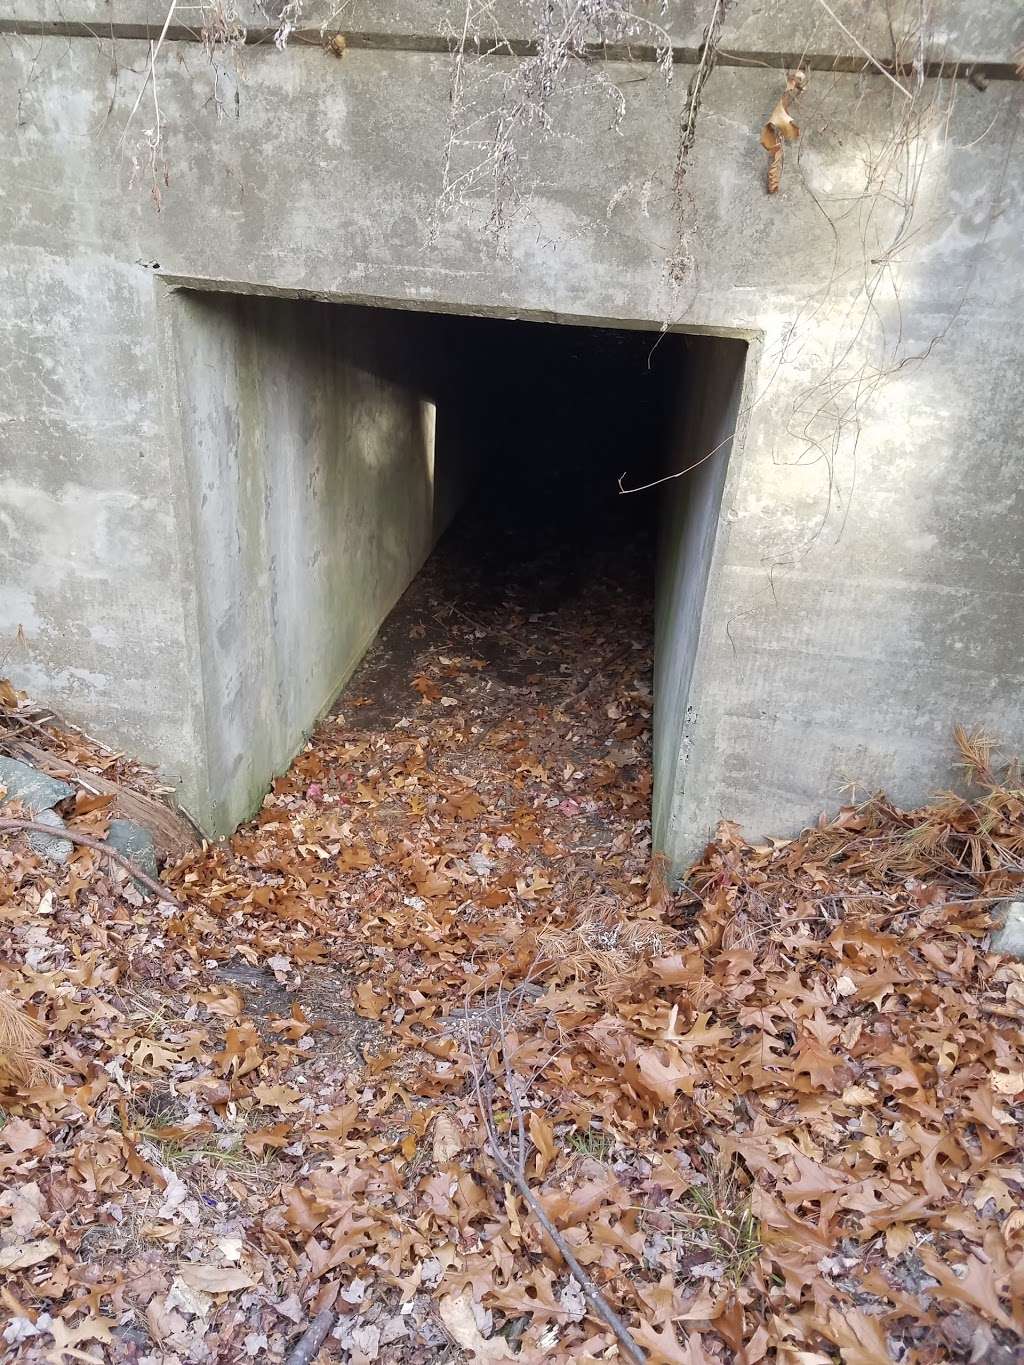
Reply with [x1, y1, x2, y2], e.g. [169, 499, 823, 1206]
[666, 1010, 732, 1050]
[194, 986, 244, 1019]
[251, 1083, 303, 1112]
[1, 1117, 45, 1154]
[432, 1114, 463, 1164]
[821, 1307, 893, 1365]
[48, 1314, 115, 1352]
[918, 1248, 1015, 1331]
[627, 1045, 697, 1104]
[528, 1111, 557, 1177]
[355, 980, 387, 1020]
[122, 1036, 182, 1073]
[634, 1319, 716, 1364]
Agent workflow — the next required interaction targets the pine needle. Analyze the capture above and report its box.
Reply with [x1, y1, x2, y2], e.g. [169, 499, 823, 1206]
[0, 990, 58, 1087]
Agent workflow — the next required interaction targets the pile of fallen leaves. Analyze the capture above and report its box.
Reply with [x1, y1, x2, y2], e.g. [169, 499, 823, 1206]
[1, 529, 1023, 1362]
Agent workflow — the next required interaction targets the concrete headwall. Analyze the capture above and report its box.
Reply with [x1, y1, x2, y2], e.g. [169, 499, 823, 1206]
[1, 2, 1021, 862]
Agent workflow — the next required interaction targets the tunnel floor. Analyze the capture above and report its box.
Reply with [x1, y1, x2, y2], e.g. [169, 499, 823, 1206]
[328, 478, 657, 870]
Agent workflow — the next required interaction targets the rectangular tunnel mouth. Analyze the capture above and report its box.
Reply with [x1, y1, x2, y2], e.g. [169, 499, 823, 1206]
[169, 288, 747, 868]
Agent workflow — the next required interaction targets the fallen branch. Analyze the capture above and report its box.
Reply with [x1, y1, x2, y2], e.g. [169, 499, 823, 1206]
[0, 818, 179, 906]
[471, 1019, 646, 1365]
[483, 1106, 646, 1362]
[284, 1309, 337, 1365]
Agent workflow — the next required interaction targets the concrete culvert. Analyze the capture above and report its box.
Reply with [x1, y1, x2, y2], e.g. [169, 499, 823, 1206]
[170, 290, 746, 873]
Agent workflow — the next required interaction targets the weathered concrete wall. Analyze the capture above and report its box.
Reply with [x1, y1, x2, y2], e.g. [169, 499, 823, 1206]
[169, 291, 461, 831]
[653, 338, 747, 860]
[0, 3, 1021, 861]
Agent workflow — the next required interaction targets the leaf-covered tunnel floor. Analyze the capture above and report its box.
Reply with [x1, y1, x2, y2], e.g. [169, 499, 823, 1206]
[2, 500, 1024, 1364]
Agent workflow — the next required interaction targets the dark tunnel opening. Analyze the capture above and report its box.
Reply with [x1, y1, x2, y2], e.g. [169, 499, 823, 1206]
[436, 318, 675, 614]
[333, 315, 688, 734]
[172, 287, 746, 849]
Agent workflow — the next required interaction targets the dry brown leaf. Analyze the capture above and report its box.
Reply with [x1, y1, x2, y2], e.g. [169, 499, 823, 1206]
[635, 1318, 716, 1364]
[432, 1113, 463, 1164]
[355, 980, 387, 1019]
[0, 678, 21, 707]
[627, 1045, 696, 1104]
[146, 1295, 190, 1345]
[760, 69, 806, 194]
[667, 1010, 732, 1050]
[918, 1248, 1015, 1331]
[0, 1237, 59, 1270]
[528, 1110, 557, 1177]
[122, 1036, 181, 1073]
[438, 1292, 515, 1359]
[1, 1116, 45, 1154]
[822, 1308, 894, 1365]
[178, 1264, 258, 1294]
[194, 986, 244, 1020]
[2, 1179, 46, 1237]
[251, 1082, 303, 1112]
[48, 1314, 115, 1352]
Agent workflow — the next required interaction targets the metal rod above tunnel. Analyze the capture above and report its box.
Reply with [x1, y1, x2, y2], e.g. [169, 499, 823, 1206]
[168, 286, 747, 875]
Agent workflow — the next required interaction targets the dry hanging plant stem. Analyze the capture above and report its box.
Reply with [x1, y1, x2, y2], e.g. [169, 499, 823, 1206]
[760, 69, 807, 194]
[675, 0, 731, 188]
[0, 817, 179, 906]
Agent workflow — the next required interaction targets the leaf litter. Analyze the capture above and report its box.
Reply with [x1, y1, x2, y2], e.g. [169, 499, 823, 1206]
[1, 531, 1024, 1364]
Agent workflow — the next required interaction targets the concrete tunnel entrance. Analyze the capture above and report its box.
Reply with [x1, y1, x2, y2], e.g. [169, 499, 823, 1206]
[170, 288, 747, 865]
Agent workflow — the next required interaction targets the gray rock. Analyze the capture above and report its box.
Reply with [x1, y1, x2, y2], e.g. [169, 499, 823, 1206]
[0, 756, 74, 815]
[25, 807, 73, 865]
[105, 819, 159, 887]
[989, 900, 1024, 959]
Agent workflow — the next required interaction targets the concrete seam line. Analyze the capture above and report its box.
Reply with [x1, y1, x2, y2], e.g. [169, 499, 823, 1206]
[0, 20, 1017, 82]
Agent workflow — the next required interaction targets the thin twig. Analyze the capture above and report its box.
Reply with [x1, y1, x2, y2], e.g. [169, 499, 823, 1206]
[284, 1309, 337, 1365]
[811, 0, 913, 99]
[0, 710, 60, 743]
[0, 818, 178, 906]
[118, 0, 177, 145]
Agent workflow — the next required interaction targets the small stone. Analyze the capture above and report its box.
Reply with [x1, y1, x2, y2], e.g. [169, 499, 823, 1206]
[104, 819, 159, 888]
[990, 900, 1024, 959]
[0, 757, 74, 815]
[25, 808, 73, 865]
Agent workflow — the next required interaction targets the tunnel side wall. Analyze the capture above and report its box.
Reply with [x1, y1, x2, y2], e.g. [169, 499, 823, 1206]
[169, 292, 469, 831]
[1, 6, 1021, 857]
[653, 340, 746, 861]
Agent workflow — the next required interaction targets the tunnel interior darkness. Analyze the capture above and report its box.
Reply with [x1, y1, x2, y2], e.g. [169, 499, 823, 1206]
[431, 316, 680, 616]
[172, 286, 746, 845]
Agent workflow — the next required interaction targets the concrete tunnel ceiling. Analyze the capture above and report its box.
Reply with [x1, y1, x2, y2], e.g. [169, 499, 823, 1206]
[169, 286, 747, 870]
